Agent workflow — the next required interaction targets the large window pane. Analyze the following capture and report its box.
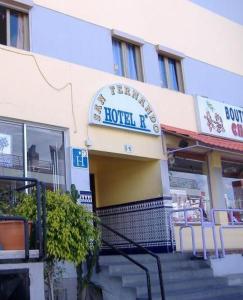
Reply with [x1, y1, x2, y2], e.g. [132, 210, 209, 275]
[27, 126, 65, 191]
[158, 55, 168, 88]
[222, 161, 243, 212]
[112, 38, 124, 76]
[10, 10, 25, 49]
[169, 156, 211, 222]
[112, 38, 143, 81]
[0, 6, 7, 45]
[127, 43, 138, 80]
[168, 58, 179, 91]
[0, 121, 24, 177]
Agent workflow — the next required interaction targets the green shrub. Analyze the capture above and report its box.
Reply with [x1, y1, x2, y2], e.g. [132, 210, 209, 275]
[16, 190, 100, 265]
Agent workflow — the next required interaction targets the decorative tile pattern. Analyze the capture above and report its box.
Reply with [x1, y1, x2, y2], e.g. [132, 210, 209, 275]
[96, 197, 175, 253]
[78, 191, 93, 211]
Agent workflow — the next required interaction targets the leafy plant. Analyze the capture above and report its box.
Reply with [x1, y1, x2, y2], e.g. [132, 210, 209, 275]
[16, 189, 100, 300]
[0, 190, 18, 215]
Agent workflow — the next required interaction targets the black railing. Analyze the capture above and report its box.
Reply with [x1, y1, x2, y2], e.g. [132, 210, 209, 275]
[102, 239, 152, 300]
[0, 176, 46, 261]
[99, 221, 166, 300]
[0, 153, 65, 175]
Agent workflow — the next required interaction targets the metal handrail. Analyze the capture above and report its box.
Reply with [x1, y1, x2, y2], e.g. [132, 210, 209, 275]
[102, 239, 152, 300]
[98, 221, 165, 300]
[169, 207, 218, 259]
[212, 208, 243, 257]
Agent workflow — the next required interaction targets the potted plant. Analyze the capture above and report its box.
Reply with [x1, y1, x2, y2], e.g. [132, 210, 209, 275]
[0, 191, 32, 250]
[15, 188, 101, 300]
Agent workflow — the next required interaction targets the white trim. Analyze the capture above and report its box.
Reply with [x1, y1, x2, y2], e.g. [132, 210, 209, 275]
[0, 116, 68, 132]
[194, 95, 203, 133]
[156, 44, 185, 59]
[112, 29, 144, 46]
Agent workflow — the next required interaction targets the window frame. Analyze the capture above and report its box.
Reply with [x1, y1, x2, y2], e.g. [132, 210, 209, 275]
[168, 152, 212, 222]
[0, 1, 30, 50]
[0, 118, 67, 191]
[112, 31, 144, 82]
[157, 45, 185, 93]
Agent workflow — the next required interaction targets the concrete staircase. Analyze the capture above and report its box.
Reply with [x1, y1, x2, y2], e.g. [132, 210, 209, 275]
[95, 253, 243, 300]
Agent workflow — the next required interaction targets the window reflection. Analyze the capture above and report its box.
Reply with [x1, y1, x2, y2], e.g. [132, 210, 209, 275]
[127, 43, 138, 80]
[158, 56, 168, 88]
[169, 156, 211, 222]
[27, 127, 65, 191]
[222, 160, 243, 222]
[112, 39, 124, 76]
[168, 58, 179, 91]
[0, 121, 66, 191]
[0, 121, 24, 177]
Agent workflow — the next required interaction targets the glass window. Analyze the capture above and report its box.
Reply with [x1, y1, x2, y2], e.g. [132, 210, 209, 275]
[26, 126, 66, 191]
[158, 55, 168, 88]
[112, 37, 143, 81]
[169, 156, 211, 222]
[112, 39, 124, 77]
[0, 5, 29, 50]
[127, 43, 138, 80]
[158, 54, 184, 92]
[0, 121, 24, 177]
[0, 120, 66, 191]
[222, 160, 243, 210]
[168, 58, 179, 91]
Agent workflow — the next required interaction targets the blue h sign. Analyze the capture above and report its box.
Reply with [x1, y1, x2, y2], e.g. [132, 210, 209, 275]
[72, 148, 88, 168]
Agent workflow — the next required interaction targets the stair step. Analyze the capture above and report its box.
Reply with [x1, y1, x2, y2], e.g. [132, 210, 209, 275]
[109, 259, 209, 276]
[99, 252, 193, 266]
[199, 293, 243, 300]
[137, 286, 243, 300]
[97, 253, 243, 300]
[123, 268, 213, 287]
[167, 286, 243, 300]
[136, 277, 228, 297]
[226, 273, 243, 286]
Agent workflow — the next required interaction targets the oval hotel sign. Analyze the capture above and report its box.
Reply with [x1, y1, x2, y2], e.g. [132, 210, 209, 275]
[89, 84, 160, 136]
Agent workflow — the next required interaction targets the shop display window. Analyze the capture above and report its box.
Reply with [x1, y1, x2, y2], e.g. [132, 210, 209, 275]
[0, 120, 66, 191]
[222, 160, 243, 222]
[168, 155, 211, 222]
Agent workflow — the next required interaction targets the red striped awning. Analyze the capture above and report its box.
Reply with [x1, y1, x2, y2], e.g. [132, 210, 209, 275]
[161, 124, 243, 152]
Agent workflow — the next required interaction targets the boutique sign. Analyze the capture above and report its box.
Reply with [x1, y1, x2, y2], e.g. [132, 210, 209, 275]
[89, 84, 160, 136]
[196, 96, 243, 142]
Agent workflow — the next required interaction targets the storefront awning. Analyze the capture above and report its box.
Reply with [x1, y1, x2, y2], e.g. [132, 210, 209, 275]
[161, 124, 243, 152]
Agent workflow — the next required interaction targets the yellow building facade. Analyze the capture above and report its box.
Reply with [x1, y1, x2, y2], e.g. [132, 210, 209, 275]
[0, 0, 243, 254]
